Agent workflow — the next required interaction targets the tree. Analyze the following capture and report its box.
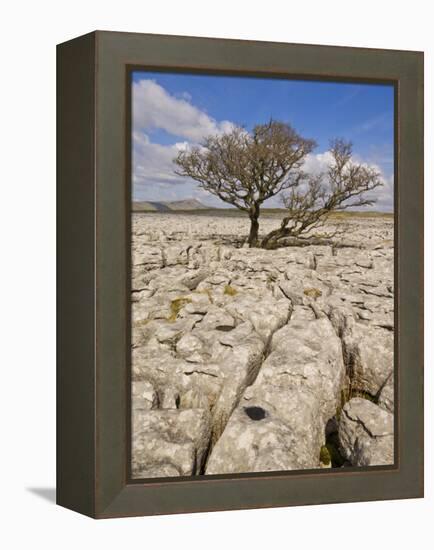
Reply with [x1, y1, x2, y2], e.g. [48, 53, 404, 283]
[174, 120, 316, 246]
[261, 139, 383, 248]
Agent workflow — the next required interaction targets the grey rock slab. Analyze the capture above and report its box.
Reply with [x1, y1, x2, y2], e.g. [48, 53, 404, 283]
[206, 387, 322, 474]
[132, 380, 159, 410]
[132, 408, 211, 478]
[178, 268, 210, 290]
[262, 315, 346, 423]
[134, 315, 268, 447]
[175, 333, 206, 359]
[198, 306, 237, 332]
[224, 293, 291, 342]
[131, 246, 164, 270]
[206, 315, 345, 474]
[377, 374, 394, 413]
[163, 244, 192, 266]
[338, 398, 394, 466]
[131, 213, 394, 476]
[343, 321, 393, 396]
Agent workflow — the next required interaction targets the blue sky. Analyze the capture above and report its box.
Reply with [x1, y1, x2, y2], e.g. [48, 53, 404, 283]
[132, 71, 394, 211]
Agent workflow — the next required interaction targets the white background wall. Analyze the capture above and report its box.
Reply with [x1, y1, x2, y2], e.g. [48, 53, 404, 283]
[1, 1, 432, 547]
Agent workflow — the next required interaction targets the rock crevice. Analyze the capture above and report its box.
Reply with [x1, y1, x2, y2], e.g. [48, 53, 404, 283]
[131, 213, 394, 477]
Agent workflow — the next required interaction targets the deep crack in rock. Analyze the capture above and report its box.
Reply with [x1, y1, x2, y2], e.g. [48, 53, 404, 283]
[131, 213, 394, 477]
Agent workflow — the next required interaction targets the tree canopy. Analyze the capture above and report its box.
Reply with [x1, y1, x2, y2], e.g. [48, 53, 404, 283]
[174, 121, 383, 248]
[174, 120, 315, 245]
[261, 139, 383, 248]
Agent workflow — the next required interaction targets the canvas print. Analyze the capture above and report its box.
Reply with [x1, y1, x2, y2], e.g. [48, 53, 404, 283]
[130, 72, 395, 479]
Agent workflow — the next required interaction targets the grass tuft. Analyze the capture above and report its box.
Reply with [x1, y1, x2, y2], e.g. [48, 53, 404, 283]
[224, 284, 238, 296]
[303, 287, 322, 299]
[350, 388, 377, 402]
[319, 445, 331, 466]
[168, 298, 192, 322]
[135, 318, 151, 327]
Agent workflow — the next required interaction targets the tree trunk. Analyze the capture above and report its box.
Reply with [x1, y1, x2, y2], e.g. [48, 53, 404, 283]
[248, 218, 259, 247]
[261, 226, 287, 249]
[248, 204, 260, 247]
[261, 215, 292, 249]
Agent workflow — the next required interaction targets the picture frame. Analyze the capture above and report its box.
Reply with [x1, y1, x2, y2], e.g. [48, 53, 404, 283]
[57, 30, 424, 518]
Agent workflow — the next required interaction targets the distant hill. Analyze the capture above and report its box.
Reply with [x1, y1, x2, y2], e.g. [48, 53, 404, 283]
[132, 199, 211, 212]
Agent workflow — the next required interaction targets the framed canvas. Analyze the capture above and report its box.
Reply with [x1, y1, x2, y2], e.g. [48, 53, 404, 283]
[57, 31, 424, 518]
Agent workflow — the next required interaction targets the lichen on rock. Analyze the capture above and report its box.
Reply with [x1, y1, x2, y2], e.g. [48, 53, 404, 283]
[130, 213, 394, 477]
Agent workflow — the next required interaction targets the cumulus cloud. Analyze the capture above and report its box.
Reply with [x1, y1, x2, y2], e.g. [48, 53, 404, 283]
[133, 135, 393, 211]
[133, 79, 234, 141]
[132, 79, 393, 211]
[302, 151, 335, 175]
[263, 151, 393, 211]
[349, 154, 394, 212]
[363, 173, 394, 211]
[132, 131, 186, 199]
[132, 132, 223, 205]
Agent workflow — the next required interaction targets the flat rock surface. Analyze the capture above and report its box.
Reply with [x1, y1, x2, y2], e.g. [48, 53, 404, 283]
[338, 398, 394, 466]
[132, 408, 211, 478]
[131, 212, 395, 477]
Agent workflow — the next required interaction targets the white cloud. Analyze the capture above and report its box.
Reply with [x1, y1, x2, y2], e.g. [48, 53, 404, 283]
[302, 151, 335, 175]
[263, 152, 393, 211]
[132, 131, 185, 198]
[364, 173, 394, 211]
[133, 134, 393, 211]
[131, 79, 393, 211]
[133, 79, 234, 141]
[132, 131, 220, 205]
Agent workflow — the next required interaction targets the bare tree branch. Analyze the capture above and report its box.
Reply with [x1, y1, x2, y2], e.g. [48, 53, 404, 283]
[174, 120, 315, 246]
[261, 139, 383, 248]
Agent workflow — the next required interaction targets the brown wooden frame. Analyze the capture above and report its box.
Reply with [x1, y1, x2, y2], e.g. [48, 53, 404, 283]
[57, 30, 424, 518]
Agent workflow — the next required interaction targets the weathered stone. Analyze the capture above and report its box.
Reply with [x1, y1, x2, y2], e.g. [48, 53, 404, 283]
[131, 213, 395, 476]
[164, 244, 191, 266]
[224, 293, 291, 342]
[206, 313, 345, 474]
[176, 333, 205, 359]
[377, 374, 394, 413]
[198, 306, 237, 331]
[206, 390, 321, 474]
[131, 246, 164, 270]
[132, 380, 158, 410]
[261, 313, 346, 422]
[179, 269, 210, 290]
[338, 398, 394, 466]
[343, 321, 393, 396]
[132, 409, 211, 478]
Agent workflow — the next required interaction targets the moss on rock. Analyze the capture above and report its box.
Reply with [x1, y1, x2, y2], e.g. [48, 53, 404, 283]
[303, 287, 322, 299]
[168, 298, 192, 322]
[224, 284, 238, 296]
[320, 445, 331, 465]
